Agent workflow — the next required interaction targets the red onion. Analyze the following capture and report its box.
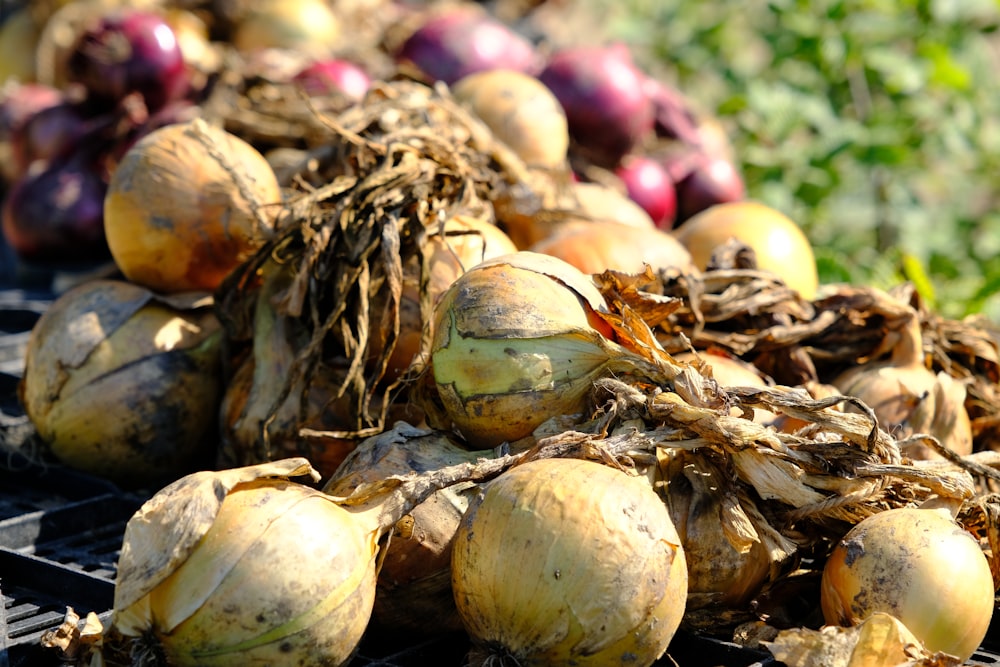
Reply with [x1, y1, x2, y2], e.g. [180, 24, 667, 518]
[395, 8, 539, 85]
[1, 146, 109, 264]
[292, 59, 372, 101]
[538, 44, 654, 168]
[0, 83, 63, 142]
[66, 10, 189, 113]
[644, 77, 702, 146]
[10, 100, 91, 176]
[673, 152, 746, 224]
[615, 154, 677, 229]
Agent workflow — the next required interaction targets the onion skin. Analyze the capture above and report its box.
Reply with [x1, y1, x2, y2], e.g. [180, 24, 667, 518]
[673, 200, 819, 299]
[231, 0, 342, 59]
[820, 507, 994, 662]
[112, 461, 377, 666]
[452, 457, 688, 666]
[18, 279, 222, 486]
[104, 118, 282, 293]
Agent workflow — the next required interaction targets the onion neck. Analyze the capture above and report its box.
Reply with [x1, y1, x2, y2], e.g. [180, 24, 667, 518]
[891, 312, 925, 369]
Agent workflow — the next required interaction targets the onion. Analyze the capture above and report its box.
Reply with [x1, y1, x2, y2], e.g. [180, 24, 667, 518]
[820, 506, 994, 661]
[111, 459, 377, 666]
[673, 200, 819, 299]
[529, 220, 696, 276]
[18, 279, 222, 487]
[538, 43, 654, 168]
[672, 152, 746, 223]
[0, 82, 64, 181]
[65, 8, 190, 113]
[452, 457, 688, 666]
[644, 76, 702, 146]
[451, 68, 569, 170]
[231, 0, 342, 59]
[9, 98, 90, 176]
[1, 145, 109, 264]
[293, 58, 372, 101]
[831, 307, 972, 460]
[615, 154, 678, 229]
[104, 118, 282, 293]
[659, 448, 794, 613]
[395, 7, 539, 85]
[324, 424, 493, 638]
[429, 251, 673, 448]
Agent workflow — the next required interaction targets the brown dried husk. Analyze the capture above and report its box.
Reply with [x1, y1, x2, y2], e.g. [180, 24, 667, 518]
[214, 78, 545, 469]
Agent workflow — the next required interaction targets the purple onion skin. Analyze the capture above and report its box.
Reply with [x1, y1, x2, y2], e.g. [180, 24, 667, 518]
[539, 44, 655, 169]
[293, 59, 372, 101]
[616, 155, 677, 229]
[396, 9, 539, 85]
[0, 84, 64, 142]
[644, 77, 702, 147]
[11, 101, 91, 175]
[673, 153, 746, 224]
[1, 153, 110, 264]
[67, 10, 189, 113]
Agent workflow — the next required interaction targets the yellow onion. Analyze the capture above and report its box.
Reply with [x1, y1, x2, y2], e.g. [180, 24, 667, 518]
[497, 180, 655, 251]
[820, 506, 994, 662]
[18, 279, 222, 486]
[452, 457, 688, 666]
[832, 308, 972, 460]
[529, 219, 697, 276]
[673, 200, 818, 299]
[104, 118, 282, 294]
[430, 251, 671, 448]
[658, 448, 796, 615]
[451, 68, 569, 170]
[323, 423, 494, 638]
[231, 0, 341, 59]
[111, 459, 376, 666]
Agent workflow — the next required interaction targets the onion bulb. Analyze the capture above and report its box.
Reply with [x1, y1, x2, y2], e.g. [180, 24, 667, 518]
[673, 200, 819, 299]
[452, 457, 688, 666]
[430, 251, 669, 448]
[529, 219, 696, 276]
[18, 279, 222, 487]
[832, 308, 972, 460]
[231, 0, 342, 59]
[452, 68, 569, 170]
[324, 423, 494, 638]
[111, 459, 376, 666]
[820, 506, 994, 662]
[104, 118, 282, 293]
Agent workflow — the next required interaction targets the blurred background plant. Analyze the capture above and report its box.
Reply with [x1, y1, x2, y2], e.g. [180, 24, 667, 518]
[587, 0, 1000, 320]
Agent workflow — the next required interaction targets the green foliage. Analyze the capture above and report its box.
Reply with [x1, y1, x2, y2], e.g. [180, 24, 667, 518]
[601, 0, 1000, 319]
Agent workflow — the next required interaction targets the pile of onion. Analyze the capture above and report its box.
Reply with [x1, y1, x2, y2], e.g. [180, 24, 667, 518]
[452, 456, 688, 666]
[104, 118, 283, 293]
[18, 279, 222, 487]
[821, 506, 994, 662]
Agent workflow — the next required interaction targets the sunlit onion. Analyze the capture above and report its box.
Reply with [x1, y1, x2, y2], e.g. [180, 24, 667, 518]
[104, 118, 282, 293]
[820, 506, 994, 662]
[452, 456, 688, 666]
[18, 279, 222, 487]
